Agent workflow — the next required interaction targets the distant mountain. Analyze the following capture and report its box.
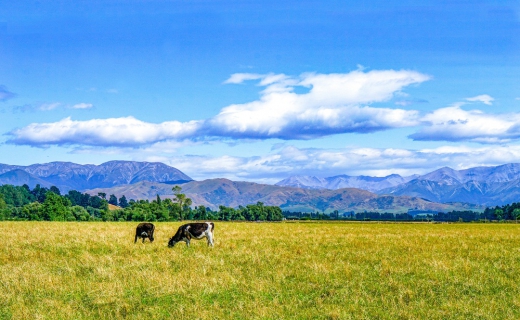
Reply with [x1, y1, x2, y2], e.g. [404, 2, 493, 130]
[5, 160, 520, 209]
[0, 161, 192, 192]
[276, 174, 417, 192]
[0, 169, 52, 189]
[418, 164, 520, 184]
[378, 164, 520, 206]
[86, 178, 482, 213]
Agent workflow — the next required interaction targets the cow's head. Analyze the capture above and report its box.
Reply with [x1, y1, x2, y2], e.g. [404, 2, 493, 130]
[168, 237, 177, 247]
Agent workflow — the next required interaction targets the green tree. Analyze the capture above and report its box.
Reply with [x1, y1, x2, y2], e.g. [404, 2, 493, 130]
[495, 209, 504, 221]
[194, 206, 210, 220]
[0, 193, 6, 210]
[172, 186, 192, 221]
[513, 208, 520, 220]
[50, 186, 61, 196]
[71, 205, 90, 221]
[218, 205, 235, 221]
[118, 195, 129, 208]
[31, 184, 49, 203]
[89, 195, 105, 209]
[0, 194, 7, 220]
[21, 202, 42, 220]
[108, 194, 118, 206]
[41, 192, 72, 221]
[163, 198, 180, 221]
[0, 185, 33, 206]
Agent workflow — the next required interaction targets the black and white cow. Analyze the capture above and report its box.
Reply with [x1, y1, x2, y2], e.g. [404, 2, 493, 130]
[134, 222, 155, 243]
[168, 222, 214, 247]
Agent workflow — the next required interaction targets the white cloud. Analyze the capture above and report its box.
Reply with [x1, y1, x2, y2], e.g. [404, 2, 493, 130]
[38, 102, 61, 111]
[223, 73, 264, 84]
[466, 94, 494, 105]
[7, 116, 202, 147]
[7, 68, 431, 146]
[70, 103, 93, 109]
[409, 106, 520, 143]
[209, 69, 429, 139]
[158, 144, 520, 183]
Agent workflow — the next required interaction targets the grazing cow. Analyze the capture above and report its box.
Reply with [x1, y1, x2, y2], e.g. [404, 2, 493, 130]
[168, 222, 214, 247]
[135, 222, 155, 243]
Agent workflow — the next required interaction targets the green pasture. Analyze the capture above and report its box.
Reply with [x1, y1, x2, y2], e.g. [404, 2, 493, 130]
[0, 221, 519, 319]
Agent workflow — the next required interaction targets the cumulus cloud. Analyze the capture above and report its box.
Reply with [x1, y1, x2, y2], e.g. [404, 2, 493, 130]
[6, 116, 202, 147]
[409, 106, 520, 143]
[466, 94, 494, 105]
[0, 85, 16, 102]
[6, 68, 430, 147]
[210, 69, 430, 139]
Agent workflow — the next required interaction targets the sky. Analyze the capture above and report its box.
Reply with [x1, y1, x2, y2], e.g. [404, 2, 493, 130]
[1, 0, 520, 183]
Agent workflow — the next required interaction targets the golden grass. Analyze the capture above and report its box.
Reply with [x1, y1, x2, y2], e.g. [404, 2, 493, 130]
[1, 221, 519, 319]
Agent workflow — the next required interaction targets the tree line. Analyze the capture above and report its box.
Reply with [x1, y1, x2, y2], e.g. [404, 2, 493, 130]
[283, 208, 512, 222]
[2, 183, 518, 222]
[0, 184, 283, 222]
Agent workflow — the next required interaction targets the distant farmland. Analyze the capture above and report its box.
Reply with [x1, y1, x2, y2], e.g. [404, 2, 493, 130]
[1, 221, 519, 319]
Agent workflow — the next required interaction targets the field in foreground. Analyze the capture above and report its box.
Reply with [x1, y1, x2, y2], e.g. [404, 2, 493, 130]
[1, 222, 520, 319]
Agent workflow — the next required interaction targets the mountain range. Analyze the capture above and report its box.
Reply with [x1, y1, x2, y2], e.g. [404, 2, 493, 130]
[0, 161, 192, 192]
[276, 163, 520, 206]
[275, 174, 418, 192]
[3, 160, 520, 211]
[86, 179, 481, 213]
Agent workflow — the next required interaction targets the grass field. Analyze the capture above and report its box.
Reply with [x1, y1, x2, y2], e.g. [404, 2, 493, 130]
[1, 221, 519, 319]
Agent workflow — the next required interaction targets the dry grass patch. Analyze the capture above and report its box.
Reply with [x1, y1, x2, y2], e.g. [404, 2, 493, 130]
[0, 221, 519, 319]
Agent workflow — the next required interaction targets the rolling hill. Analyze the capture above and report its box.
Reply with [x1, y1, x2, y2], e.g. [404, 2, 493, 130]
[85, 178, 482, 213]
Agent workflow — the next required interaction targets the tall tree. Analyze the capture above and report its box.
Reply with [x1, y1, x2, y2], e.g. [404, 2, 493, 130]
[108, 194, 118, 206]
[41, 192, 71, 221]
[172, 186, 191, 221]
[50, 186, 61, 196]
[118, 195, 129, 208]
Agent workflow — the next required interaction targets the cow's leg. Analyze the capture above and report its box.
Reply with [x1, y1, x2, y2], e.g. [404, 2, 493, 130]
[134, 235, 138, 243]
[142, 237, 145, 243]
[207, 233, 214, 246]
[186, 240, 190, 247]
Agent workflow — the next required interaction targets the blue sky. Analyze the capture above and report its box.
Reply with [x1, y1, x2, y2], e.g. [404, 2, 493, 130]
[1, 0, 520, 183]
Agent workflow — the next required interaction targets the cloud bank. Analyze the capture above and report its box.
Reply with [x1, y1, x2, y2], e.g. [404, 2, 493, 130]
[6, 69, 519, 148]
[410, 106, 520, 143]
[158, 144, 520, 183]
[8, 117, 202, 147]
[6, 69, 430, 146]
